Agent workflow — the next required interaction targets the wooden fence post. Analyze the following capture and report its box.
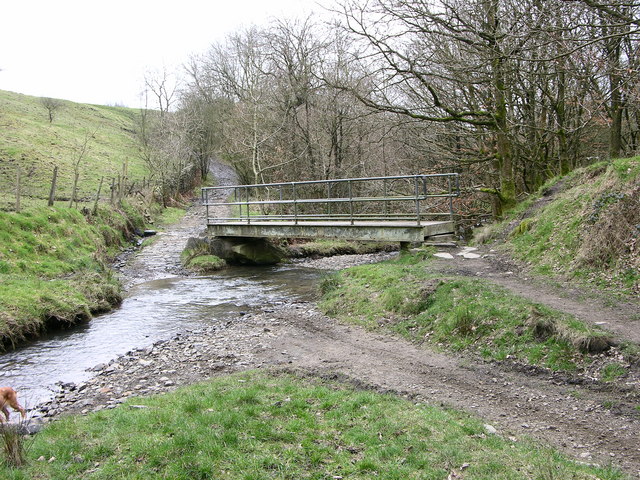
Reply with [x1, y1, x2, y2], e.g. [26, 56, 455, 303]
[93, 176, 104, 214]
[69, 172, 79, 208]
[48, 166, 58, 206]
[15, 167, 21, 212]
[110, 178, 116, 204]
[117, 174, 122, 206]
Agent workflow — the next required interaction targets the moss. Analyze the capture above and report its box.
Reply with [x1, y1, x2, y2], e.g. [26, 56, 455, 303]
[185, 255, 227, 273]
[509, 218, 534, 237]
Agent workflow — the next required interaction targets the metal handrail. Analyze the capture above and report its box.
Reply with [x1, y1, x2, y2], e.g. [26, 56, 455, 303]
[206, 173, 458, 190]
[202, 173, 459, 227]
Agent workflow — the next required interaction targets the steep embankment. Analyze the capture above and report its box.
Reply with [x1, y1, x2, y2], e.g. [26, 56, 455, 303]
[0, 90, 150, 347]
[479, 157, 640, 297]
[0, 205, 148, 348]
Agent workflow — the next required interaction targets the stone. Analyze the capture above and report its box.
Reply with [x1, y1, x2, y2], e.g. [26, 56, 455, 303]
[484, 424, 498, 434]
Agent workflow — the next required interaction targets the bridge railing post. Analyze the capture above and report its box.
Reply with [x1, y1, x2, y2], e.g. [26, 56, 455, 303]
[246, 186, 251, 224]
[293, 182, 298, 224]
[203, 188, 209, 223]
[414, 175, 421, 226]
[234, 187, 240, 221]
[348, 180, 354, 225]
[383, 178, 388, 217]
[448, 175, 454, 222]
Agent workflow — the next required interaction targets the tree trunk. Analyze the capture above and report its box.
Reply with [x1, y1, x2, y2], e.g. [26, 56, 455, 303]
[48, 166, 58, 207]
[487, 0, 516, 211]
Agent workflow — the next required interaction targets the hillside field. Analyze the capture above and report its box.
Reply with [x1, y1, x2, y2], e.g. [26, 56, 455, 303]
[0, 89, 146, 210]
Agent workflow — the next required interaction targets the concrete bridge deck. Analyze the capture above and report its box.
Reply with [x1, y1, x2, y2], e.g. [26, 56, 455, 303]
[206, 219, 455, 243]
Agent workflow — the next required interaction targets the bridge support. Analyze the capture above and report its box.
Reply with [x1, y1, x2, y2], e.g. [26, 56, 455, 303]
[194, 236, 285, 265]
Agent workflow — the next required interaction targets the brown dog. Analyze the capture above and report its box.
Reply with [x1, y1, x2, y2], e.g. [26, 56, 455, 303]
[0, 387, 26, 422]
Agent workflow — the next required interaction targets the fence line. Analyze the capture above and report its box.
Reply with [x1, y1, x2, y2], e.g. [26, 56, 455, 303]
[0, 164, 150, 212]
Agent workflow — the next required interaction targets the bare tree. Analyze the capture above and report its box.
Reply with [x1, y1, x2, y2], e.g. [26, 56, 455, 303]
[40, 97, 63, 124]
[138, 68, 200, 207]
[69, 130, 96, 207]
[334, 0, 639, 214]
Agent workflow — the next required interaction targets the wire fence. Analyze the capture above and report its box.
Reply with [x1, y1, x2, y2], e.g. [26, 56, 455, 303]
[0, 163, 151, 213]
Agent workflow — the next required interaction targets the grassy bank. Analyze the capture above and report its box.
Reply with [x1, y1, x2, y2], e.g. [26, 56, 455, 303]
[0, 89, 159, 347]
[476, 157, 640, 296]
[0, 371, 627, 479]
[320, 255, 621, 374]
[0, 204, 146, 348]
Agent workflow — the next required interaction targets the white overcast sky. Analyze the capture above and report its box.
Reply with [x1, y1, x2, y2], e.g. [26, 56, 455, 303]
[0, 0, 324, 107]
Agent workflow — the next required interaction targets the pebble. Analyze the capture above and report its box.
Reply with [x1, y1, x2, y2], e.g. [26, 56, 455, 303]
[32, 309, 280, 420]
[484, 424, 498, 434]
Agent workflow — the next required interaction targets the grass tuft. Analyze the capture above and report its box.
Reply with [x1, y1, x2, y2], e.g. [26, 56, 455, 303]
[285, 239, 396, 258]
[0, 420, 33, 468]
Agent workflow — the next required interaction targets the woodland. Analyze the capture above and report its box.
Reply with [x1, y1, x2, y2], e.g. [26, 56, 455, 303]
[139, 0, 639, 217]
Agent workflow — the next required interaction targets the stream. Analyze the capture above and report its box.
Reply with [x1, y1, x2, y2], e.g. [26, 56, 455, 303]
[0, 265, 321, 409]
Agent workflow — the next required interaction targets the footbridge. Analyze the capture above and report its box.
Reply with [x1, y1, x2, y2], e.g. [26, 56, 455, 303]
[202, 173, 459, 246]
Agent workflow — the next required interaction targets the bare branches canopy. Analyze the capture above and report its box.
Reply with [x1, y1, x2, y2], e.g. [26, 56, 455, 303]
[140, 0, 640, 216]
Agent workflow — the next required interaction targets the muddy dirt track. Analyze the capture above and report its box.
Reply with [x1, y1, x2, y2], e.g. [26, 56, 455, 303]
[39, 162, 640, 477]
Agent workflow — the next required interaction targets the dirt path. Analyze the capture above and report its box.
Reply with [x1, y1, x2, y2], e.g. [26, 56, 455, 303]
[38, 163, 640, 477]
[115, 160, 237, 289]
[256, 303, 640, 475]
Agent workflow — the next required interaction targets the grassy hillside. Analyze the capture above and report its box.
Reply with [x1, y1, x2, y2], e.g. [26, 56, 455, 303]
[0, 90, 154, 347]
[0, 89, 146, 210]
[478, 157, 640, 297]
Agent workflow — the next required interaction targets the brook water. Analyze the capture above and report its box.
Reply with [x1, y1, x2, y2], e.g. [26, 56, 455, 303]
[0, 265, 320, 409]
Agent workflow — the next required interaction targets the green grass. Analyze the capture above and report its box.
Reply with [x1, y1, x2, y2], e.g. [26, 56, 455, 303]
[0, 89, 146, 210]
[600, 363, 627, 382]
[320, 255, 612, 371]
[0, 205, 149, 346]
[476, 157, 640, 296]
[0, 371, 628, 479]
[185, 255, 227, 273]
[155, 206, 186, 227]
